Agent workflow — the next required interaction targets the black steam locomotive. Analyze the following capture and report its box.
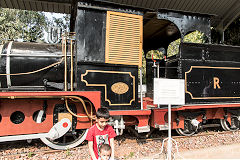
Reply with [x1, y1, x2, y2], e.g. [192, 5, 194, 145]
[0, 1, 240, 149]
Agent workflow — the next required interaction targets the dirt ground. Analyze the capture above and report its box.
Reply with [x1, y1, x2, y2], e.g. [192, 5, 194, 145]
[141, 143, 240, 159]
[1, 130, 240, 160]
[180, 143, 240, 159]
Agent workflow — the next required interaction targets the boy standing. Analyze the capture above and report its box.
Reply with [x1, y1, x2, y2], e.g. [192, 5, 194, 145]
[86, 108, 116, 160]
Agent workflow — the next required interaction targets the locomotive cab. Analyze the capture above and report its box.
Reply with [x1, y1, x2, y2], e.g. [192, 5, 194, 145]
[143, 10, 211, 103]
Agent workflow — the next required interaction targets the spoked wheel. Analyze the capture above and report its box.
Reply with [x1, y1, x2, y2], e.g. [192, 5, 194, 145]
[175, 120, 196, 136]
[220, 117, 239, 131]
[40, 129, 88, 150]
[34, 110, 88, 150]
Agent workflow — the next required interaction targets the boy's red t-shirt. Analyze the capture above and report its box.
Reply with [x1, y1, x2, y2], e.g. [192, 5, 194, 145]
[86, 124, 116, 159]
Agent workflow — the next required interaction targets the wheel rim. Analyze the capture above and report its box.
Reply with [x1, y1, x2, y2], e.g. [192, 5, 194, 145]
[35, 110, 88, 150]
[175, 120, 196, 136]
[40, 129, 88, 150]
[220, 118, 239, 131]
[175, 128, 195, 136]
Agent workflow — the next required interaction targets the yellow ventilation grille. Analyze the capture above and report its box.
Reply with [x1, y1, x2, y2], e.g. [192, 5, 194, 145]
[105, 11, 143, 66]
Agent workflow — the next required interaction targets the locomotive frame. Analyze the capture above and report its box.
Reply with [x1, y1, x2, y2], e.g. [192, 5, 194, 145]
[1, 0, 240, 149]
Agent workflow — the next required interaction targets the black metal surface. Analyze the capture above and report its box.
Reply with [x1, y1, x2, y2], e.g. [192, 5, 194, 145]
[77, 62, 139, 110]
[157, 10, 211, 41]
[78, 1, 144, 15]
[74, 3, 144, 64]
[53, 104, 77, 131]
[147, 42, 240, 104]
[143, 13, 181, 52]
[0, 42, 9, 88]
[0, 42, 65, 90]
[75, 8, 106, 63]
[146, 59, 165, 98]
[10, 111, 25, 124]
[180, 42, 240, 104]
[226, 108, 240, 116]
[74, 5, 142, 110]
[165, 56, 179, 79]
[143, 10, 211, 52]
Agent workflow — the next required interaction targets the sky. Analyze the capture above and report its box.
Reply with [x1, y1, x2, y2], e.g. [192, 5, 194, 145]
[43, 12, 66, 21]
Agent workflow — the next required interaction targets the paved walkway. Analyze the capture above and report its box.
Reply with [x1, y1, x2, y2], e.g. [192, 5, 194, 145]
[179, 143, 240, 159]
[141, 143, 240, 159]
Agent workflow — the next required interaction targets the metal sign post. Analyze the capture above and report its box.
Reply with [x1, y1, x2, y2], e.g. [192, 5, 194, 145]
[168, 103, 171, 160]
[154, 78, 185, 160]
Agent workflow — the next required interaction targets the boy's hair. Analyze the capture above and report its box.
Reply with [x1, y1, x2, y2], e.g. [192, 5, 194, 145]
[96, 108, 110, 119]
[99, 143, 111, 153]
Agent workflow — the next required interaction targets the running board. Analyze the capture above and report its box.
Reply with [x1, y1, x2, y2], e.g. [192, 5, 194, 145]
[0, 118, 71, 142]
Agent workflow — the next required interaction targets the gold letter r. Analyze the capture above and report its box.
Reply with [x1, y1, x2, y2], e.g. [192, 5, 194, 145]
[213, 77, 221, 89]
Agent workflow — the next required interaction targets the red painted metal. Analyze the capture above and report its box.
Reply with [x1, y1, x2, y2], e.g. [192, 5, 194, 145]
[176, 104, 240, 111]
[227, 112, 232, 125]
[63, 122, 68, 128]
[176, 116, 185, 129]
[0, 91, 101, 136]
[109, 110, 151, 116]
[0, 91, 101, 111]
[110, 110, 151, 128]
[150, 109, 166, 128]
[0, 99, 55, 136]
[206, 108, 225, 119]
[134, 115, 149, 127]
[143, 97, 240, 111]
[1, 89, 239, 137]
[145, 97, 240, 129]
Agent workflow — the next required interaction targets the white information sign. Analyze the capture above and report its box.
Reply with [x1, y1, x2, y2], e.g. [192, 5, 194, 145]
[154, 78, 185, 105]
[154, 78, 185, 160]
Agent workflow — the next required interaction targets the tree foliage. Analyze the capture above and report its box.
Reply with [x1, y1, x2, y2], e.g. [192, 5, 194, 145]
[45, 14, 70, 43]
[167, 30, 206, 57]
[52, 15, 70, 32]
[0, 8, 48, 44]
[145, 30, 206, 60]
[0, 8, 70, 44]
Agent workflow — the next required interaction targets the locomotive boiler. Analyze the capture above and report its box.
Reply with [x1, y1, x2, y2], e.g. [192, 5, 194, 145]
[1, 1, 240, 150]
[0, 42, 65, 90]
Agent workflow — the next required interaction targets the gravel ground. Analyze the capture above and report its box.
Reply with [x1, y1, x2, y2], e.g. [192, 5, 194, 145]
[1, 129, 240, 160]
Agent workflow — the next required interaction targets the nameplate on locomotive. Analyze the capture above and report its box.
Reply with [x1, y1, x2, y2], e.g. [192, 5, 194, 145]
[185, 66, 240, 99]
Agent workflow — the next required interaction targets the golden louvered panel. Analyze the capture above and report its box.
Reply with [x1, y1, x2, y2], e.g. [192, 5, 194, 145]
[105, 11, 143, 66]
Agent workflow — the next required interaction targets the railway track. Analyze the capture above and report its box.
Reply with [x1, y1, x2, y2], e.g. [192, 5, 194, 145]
[119, 129, 240, 144]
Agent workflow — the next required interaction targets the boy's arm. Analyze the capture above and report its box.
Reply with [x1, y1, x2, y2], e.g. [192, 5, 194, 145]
[109, 138, 115, 160]
[88, 141, 98, 160]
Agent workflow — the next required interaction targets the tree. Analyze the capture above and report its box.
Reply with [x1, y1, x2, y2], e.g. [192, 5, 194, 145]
[0, 8, 48, 44]
[45, 14, 70, 43]
[52, 15, 70, 32]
